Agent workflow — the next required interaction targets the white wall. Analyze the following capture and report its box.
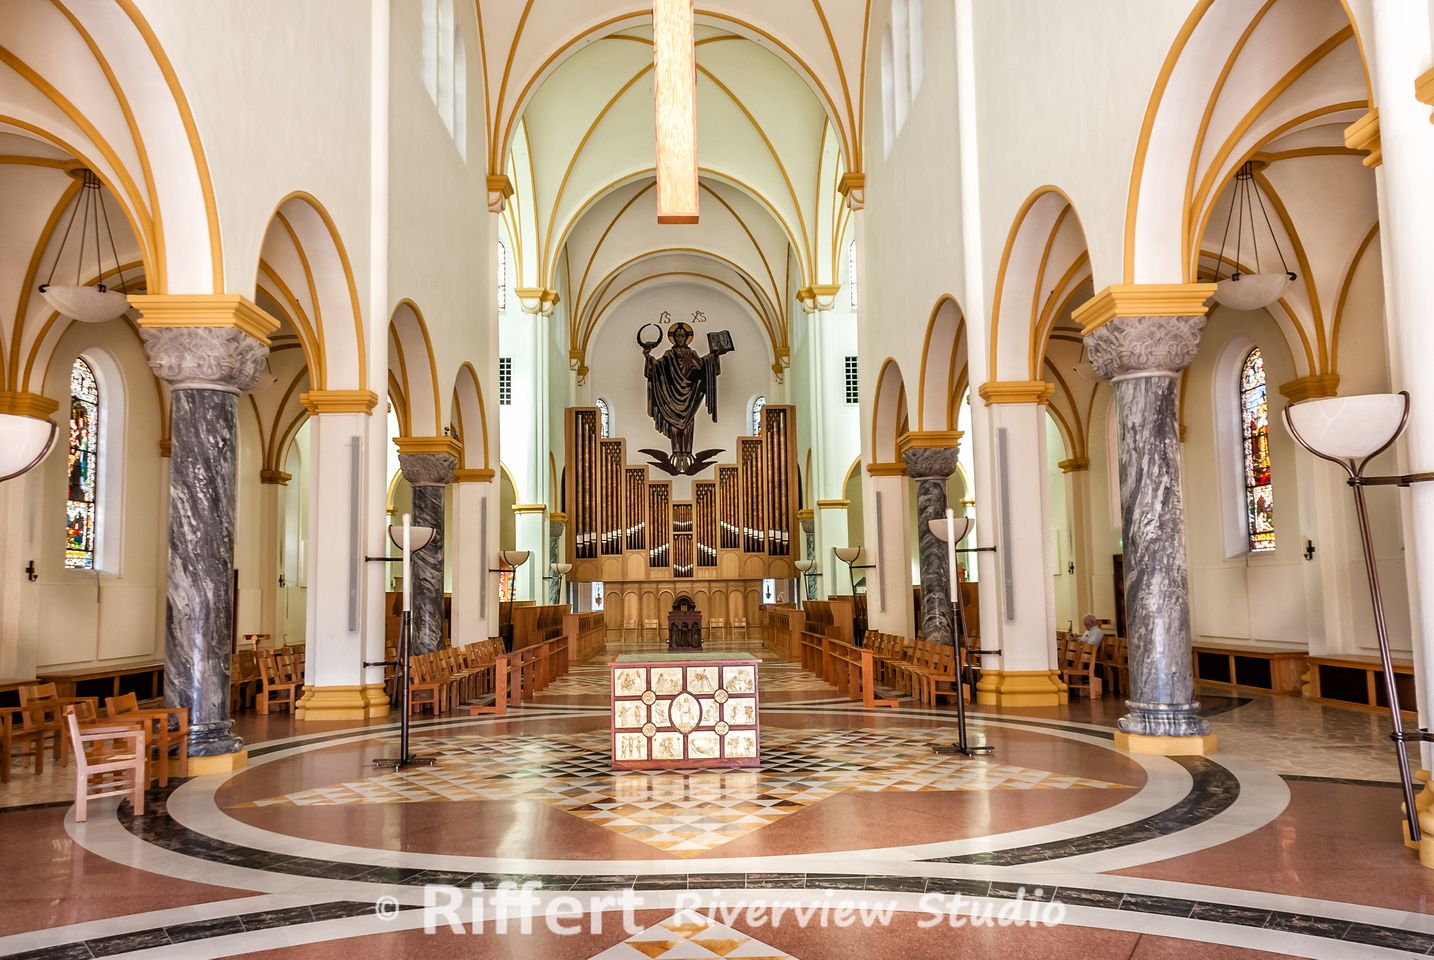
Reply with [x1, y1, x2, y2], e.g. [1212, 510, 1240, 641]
[582, 282, 778, 501]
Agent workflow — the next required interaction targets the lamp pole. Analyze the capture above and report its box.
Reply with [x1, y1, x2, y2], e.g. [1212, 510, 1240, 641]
[1285, 392, 1434, 842]
[364, 513, 437, 771]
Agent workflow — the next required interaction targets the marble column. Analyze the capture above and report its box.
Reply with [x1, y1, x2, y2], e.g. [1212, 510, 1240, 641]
[547, 515, 566, 605]
[799, 511, 817, 600]
[1086, 314, 1211, 747]
[399, 452, 456, 654]
[902, 446, 958, 650]
[142, 326, 268, 762]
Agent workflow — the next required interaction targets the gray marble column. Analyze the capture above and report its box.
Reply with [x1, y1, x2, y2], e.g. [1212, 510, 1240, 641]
[1086, 314, 1210, 739]
[399, 453, 456, 654]
[800, 514, 817, 600]
[901, 446, 959, 649]
[547, 517, 565, 605]
[143, 327, 267, 759]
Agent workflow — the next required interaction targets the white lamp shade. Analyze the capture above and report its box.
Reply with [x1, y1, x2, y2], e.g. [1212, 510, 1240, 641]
[833, 546, 862, 564]
[928, 515, 975, 543]
[793, 559, 813, 574]
[387, 523, 436, 552]
[499, 550, 531, 568]
[0, 414, 59, 482]
[552, 562, 573, 576]
[40, 284, 131, 324]
[1211, 272, 1292, 311]
[1285, 393, 1408, 461]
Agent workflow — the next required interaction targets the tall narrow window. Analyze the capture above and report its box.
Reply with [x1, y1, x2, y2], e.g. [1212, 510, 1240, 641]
[595, 397, 612, 438]
[1240, 347, 1275, 552]
[66, 357, 99, 569]
[498, 356, 513, 405]
[750, 395, 766, 435]
[848, 240, 858, 309]
[496, 240, 508, 310]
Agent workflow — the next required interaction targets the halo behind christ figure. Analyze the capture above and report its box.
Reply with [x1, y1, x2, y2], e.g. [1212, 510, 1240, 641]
[667, 321, 694, 344]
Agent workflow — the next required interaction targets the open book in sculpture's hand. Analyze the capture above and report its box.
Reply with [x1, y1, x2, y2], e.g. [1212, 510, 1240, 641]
[706, 329, 735, 355]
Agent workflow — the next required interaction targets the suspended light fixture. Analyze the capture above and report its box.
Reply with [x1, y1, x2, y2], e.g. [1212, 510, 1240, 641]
[39, 170, 132, 324]
[1209, 161, 1296, 311]
[653, 0, 698, 224]
[0, 415, 59, 483]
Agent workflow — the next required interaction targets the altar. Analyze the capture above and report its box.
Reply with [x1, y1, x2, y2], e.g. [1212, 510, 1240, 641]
[609, 652, 761, 770]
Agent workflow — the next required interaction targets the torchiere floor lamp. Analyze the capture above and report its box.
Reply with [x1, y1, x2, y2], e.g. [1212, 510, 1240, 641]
[929, 509, 999, 758]
[1284, 391, 1434, 842]
[364, 513, 437, 771]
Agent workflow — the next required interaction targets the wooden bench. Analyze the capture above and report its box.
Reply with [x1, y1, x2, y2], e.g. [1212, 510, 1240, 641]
[1192, 643, 1305, 695]
[1305, 654, 1416, 714]
[36, 661, 165, 703]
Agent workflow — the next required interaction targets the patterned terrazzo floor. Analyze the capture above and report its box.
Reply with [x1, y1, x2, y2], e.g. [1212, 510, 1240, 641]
[237, 727, 1129, 855]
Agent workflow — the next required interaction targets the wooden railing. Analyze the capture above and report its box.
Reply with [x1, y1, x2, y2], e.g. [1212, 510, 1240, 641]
[807, 634, 898, 709]
[513, 603, 569, 649]
[765, 607, 803, 660]
[566, 611, 607, 664]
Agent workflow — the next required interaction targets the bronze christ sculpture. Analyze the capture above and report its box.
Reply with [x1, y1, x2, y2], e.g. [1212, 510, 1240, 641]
[637, 321, 732, 476]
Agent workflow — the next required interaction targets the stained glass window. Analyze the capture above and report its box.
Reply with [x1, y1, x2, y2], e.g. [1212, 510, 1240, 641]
[751, 395, 766, 435]
[66, 357, 99, 569]
[1240, 347, 1275, 553]
[595, 397, 612, 438]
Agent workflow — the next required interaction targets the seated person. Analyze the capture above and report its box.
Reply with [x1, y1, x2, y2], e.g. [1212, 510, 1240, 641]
[1078, 614, 1104, 646]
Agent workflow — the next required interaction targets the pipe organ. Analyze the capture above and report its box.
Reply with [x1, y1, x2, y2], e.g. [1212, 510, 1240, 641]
[565, 404, 799, 582]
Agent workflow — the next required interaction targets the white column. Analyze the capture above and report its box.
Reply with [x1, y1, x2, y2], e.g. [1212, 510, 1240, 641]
[513, 506, 547, 601]
[1370, 0, 1434, 769]
[295, 408, 390, 720]
[817, 501, 850, 599]
[258, 474, 290, 640]
[976, 400, 1063, 706]
[451, 477, 496, 643]
[863, 468, 914, 636]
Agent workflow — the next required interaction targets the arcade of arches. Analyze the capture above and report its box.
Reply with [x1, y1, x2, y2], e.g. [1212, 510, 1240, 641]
[2, 1, 1434, 958]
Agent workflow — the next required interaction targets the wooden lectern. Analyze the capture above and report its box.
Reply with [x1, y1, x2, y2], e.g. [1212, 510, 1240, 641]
[667, 595, 703, 650]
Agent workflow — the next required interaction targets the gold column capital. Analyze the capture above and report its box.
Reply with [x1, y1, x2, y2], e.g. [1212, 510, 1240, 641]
[977, 380, 1054, 405]
[453, 467, 496, 483]
[1343, 108, 1381, 168]
[395, 435, 464, 460]
[0, 391, 59, 419]
[897, 429, 963, 454]
[1278, 374, 1341, 403]
[865, 461, 907, 477]
[1058, 457, 1090, 473]
[259, 469, 292, 485]
[300, 390, 380, 415]
[815, 499, 850, 510]
[128, 294, 280, 345]
[838, 171, 865, 210]
[1071, 283, 1217, 336]
[487, 174, 515, 213]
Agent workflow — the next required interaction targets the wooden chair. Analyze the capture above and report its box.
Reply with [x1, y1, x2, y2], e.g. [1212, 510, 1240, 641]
[407, 653, 448, 715]
[64, 708, 147, 822]
[18, 683, 97, 765]
[1062, 640, 1103, 699]
[1, 709, 47, 783]
[230, 650, 260, 713]
[256, 652, 301, 714]
[105, 693, 190, 787]
[731, 617, 748, 641]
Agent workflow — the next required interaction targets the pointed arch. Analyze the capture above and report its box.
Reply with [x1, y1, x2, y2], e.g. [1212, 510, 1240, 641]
[451, 360, 492, 471]
[389, 299, 442, 437]
[916, 294, 967, 431]
[869, 357, 908, 465]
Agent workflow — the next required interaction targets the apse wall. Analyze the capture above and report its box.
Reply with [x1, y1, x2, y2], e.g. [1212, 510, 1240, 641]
[583, 283, 777, 501]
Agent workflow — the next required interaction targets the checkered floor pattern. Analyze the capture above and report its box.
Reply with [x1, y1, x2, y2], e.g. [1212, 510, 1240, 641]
[590, 911, 795, 959]
[242, 728, 1130, 856]
[538, 658, 837, 699]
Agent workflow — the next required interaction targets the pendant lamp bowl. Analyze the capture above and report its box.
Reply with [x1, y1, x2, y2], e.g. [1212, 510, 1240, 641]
[1211, 272, 1295, 311]
[37, 169, 133, 325]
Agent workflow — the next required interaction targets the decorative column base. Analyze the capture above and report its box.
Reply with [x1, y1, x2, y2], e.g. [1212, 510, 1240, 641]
[1404, 770, 1434, 856]
[294, 684, 392, 721]
[188, 749, 250, 777]
[975, 669, 1068, 707]
[1114, 730, 1217, 757]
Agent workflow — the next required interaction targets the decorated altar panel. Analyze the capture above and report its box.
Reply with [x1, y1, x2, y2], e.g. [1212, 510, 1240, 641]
[610, 652, 761, 770]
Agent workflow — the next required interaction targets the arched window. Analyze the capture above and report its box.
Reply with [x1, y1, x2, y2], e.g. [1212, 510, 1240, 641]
[496, 240, 508, 310]
[750, 395, 766, 435]
[595, 397, 612, 438]
[1240, 347, 1275, 552]
[66, 357, 100, 569]
[848, 240, 858, 309]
